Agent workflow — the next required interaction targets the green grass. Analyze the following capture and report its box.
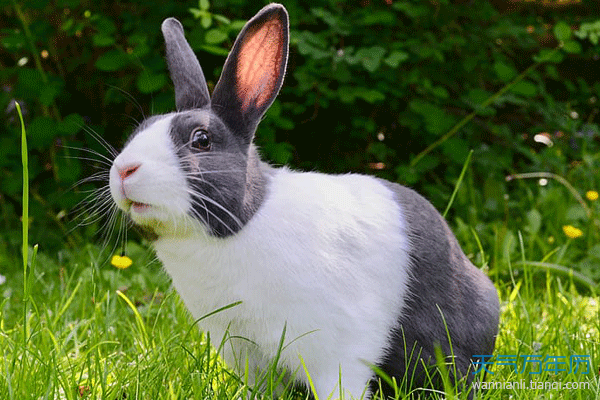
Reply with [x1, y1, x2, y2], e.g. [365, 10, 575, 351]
[0, 241, 597, 399]
[2, 106, 599, 399]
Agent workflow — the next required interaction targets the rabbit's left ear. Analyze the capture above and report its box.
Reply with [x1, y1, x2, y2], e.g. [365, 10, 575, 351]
[162, 18, 211, 111]
[211, 4, 289, 142]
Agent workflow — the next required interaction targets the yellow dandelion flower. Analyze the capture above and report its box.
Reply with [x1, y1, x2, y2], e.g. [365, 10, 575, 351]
[562, 225, 583, 239]
[111, 254, 133, 269]
[586, 190, 598, 201]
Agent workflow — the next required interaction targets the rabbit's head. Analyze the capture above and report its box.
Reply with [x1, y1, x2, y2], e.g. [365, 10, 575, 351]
[109, 4, 289, 237]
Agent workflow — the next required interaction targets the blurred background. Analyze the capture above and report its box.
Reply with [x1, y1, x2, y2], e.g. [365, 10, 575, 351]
[1, 0, 599, 284]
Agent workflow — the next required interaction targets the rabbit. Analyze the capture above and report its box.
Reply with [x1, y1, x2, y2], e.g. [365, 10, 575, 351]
[108, 3, 499, 399]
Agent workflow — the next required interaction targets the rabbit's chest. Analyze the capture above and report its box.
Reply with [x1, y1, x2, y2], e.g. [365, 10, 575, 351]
[153, 169, 411, 351]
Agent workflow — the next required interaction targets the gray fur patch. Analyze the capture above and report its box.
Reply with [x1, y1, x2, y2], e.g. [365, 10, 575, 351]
[162, 18, 211, 111]
[166, 110, 271, 237]
[372, 180, 499, 398]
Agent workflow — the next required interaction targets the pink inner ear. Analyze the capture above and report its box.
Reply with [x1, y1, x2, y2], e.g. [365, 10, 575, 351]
[236, 18, 284, 112]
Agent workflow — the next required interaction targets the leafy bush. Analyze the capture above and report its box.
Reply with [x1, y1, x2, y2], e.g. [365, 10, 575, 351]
[1, 0, 599, 282]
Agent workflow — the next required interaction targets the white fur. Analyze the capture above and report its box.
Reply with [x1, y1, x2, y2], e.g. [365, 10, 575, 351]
[156, 170, 411, 399]
[110, 115, 195, 234]
[110, 118, 412, 398]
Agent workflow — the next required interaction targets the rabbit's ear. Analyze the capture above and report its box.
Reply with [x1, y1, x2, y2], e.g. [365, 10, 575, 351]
[211, 4, 289, 142]
[162, 18, 211, 111]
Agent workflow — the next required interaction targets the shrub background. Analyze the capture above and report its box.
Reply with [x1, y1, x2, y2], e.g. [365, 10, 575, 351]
[1, 0, 599, 283]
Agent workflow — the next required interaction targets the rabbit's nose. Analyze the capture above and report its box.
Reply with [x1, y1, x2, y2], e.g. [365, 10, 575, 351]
[119, 164, 140, 180]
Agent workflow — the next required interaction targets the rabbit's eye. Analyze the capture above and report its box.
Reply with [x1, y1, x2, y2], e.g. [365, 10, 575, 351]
[191, 129, 211, 151]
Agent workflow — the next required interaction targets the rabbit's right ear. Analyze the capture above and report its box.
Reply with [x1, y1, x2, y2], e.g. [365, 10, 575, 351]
[162, 18, 211, 111]
[211, 4, 289, 143]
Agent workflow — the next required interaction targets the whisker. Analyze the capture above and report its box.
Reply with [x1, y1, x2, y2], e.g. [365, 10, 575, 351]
[186, 189, 241, 234]
[101, 208, 123, 256]
[69, 171, 110, 191]
[185, 174, 243, 194]
[122, 113, 142, 130]
[73, 200, 112, 227]
[81, 125, 119, 159]
[108, 84, 146, 121]
[61, 144, 115, 166]
[97, 203, 120, 236]
[184, 169, 245, 175]
[63, 156, 113, 170]
[187, 188, 239, 222]
[189, 204, 236, 236]
[189, 194, 210, 228]
[71, 187, 112, 219]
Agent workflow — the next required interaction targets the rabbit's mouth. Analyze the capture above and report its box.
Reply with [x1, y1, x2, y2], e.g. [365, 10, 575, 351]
[121, 198, 153, 217]
[130, 201, 150, 212]
[123, 198, 199, 237]
[124, 199, 166, 232]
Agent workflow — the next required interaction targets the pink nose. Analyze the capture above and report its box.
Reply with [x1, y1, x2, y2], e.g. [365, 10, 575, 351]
[119, 164, 140, 180]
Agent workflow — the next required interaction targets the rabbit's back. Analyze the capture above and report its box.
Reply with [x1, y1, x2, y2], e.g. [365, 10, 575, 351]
[375, 181, 500, 396]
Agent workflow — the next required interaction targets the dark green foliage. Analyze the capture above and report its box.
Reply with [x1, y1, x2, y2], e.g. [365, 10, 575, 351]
[1, 0, 599, 282]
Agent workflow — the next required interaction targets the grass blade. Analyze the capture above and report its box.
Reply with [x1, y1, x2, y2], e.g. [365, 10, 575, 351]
[443, 150, 473, 219]
[16, 102, 30, 351]
[16, 102, 28, 285]
[513, 261, 597, 291]
[116, 289, 150, 350]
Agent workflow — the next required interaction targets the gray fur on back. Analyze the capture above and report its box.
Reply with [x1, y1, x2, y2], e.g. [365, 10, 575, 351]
[374, 180, 499, 397]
